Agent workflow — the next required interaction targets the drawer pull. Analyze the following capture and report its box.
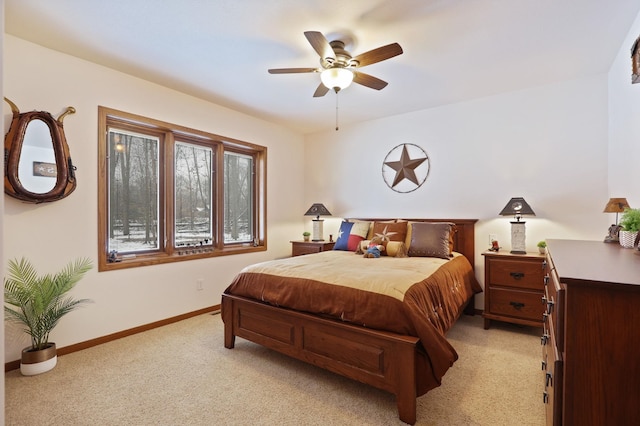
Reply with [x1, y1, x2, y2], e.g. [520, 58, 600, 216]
[541, 333, 549, 345]
[546, 298, 555, 314]
[543, 391, 549, 404]
[541, 360, 547, 370]
[510, 272, 525, 280]
[509, 301, 525, 310]
[542, 260, 547, 269]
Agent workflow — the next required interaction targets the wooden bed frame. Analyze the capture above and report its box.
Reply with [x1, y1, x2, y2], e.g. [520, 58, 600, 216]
[222, 219, 477, 425]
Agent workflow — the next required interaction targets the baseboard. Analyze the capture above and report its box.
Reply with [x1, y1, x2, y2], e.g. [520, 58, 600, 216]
[5, 305, 220, 372]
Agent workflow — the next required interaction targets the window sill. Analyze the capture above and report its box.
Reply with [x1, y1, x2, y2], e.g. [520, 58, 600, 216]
[98, 244, 267, 272]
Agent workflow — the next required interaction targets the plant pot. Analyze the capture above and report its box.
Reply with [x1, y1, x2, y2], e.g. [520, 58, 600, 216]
[538, 247, 546, 254]
[20, 343, 57, 376]
[303, 235, 310, 242]
[619, 231, 639, 249]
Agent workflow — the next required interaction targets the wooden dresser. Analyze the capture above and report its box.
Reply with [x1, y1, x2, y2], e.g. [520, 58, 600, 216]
[543, 239, 640, 425]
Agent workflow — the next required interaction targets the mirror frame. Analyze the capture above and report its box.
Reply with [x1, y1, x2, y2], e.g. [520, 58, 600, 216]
[4, 98, 77, 203]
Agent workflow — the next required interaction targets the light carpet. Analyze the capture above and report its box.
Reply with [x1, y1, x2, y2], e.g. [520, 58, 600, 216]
[5, 313, 545, 425]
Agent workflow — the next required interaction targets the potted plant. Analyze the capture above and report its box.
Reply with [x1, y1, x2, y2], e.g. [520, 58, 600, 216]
[4, 257, 93, 375]
[302, 231, 311, 242]
[537, 240, 547, 254]
[619, 208, 640, 248]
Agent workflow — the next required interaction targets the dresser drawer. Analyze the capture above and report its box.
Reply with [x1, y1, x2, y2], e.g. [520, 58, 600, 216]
[488, 258, 544, 290]
[544, 260, 564, 352]
[489, 287, 544, 322]
[542, 319, 563, 426]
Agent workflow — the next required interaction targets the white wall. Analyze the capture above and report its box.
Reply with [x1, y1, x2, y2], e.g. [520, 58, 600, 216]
[608, 10, 640, 209]
[3, 35, 305, 362]
[305, 75, 611, 306]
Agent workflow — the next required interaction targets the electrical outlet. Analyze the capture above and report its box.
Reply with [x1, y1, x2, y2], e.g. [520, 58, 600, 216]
[196, 278, 204, 291]
[489, 234, 498, 244]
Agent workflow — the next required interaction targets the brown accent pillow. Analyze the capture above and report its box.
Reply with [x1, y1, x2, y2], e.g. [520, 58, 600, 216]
[407, 222, 454, 259]
[365, 219, 395, 239]
[372, 221, 407, 242]
[371, 221, 408, 255]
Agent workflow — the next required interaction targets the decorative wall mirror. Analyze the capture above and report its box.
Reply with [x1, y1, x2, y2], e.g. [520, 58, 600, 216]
[4, 98, 77, 203]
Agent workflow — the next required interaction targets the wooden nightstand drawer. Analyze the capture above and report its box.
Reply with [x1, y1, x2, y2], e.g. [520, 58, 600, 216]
[291, 241, 335, 257]
[489, 287, 545, 322]
[488, 258, 544, 290]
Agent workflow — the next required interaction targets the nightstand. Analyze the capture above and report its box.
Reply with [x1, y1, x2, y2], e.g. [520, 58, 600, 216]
[290, 240, 335, 257]
[482, 251, 546, 329]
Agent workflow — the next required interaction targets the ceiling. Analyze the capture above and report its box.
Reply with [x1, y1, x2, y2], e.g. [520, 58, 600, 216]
[5, 0, 640, 134]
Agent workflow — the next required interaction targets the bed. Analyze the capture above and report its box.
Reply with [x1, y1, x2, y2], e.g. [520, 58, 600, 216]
[221, 219, 480, 424]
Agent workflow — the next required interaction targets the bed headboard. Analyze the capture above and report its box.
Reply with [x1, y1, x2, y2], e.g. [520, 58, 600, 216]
[352, 218, 477, 269]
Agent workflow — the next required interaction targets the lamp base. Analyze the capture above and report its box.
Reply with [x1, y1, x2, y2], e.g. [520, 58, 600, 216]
[312, 219, 324, 241]
[510, 221, 527, 254]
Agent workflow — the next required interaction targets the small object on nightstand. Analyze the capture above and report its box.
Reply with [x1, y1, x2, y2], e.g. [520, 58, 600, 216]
[489, 240, 500, 252]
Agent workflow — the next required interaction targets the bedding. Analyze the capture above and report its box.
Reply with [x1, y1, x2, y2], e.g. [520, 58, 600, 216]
[224, 249, 481, 388]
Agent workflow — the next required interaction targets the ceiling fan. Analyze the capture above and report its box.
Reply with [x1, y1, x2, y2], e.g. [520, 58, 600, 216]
[268, 31, 403, 97]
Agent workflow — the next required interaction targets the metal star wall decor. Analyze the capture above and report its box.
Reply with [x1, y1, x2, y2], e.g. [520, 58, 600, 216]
[382, 143, 430, 193]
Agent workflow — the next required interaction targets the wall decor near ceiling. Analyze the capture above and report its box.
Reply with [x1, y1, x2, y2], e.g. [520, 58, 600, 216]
[381, 143, 430, 193]
[4, 97, 77, 203]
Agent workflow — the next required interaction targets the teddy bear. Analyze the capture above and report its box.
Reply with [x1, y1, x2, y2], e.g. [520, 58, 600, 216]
[363, 236, 386, 258]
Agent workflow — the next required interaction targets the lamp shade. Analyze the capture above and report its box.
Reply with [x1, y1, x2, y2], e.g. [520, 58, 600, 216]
[499, 197, 535, 221]
[603, 198, 630, 213]
[320, 68, 354, 91]
[304, 203, 332, 219]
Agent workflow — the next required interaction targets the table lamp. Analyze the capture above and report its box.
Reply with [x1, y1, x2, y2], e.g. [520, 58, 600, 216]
[304, 203, 332, 241]
[499, 197, 536, 254]
[603, 197, 630, 243]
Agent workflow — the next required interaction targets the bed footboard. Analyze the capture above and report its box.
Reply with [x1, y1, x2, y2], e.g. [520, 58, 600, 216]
[222, 293, 420, 425]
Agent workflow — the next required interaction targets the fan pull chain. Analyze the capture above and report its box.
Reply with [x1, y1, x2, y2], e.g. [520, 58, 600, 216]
[335, 90, 340, 131]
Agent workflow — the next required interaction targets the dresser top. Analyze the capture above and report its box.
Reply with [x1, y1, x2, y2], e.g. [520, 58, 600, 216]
[547, 239, 640, 287]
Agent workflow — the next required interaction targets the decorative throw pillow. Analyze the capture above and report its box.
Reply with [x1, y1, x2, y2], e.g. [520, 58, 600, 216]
[407, 222, 455, 259]
[333, 221, 371, 251]
[371, 221, 407, 255]
[365, 219, 394, 239]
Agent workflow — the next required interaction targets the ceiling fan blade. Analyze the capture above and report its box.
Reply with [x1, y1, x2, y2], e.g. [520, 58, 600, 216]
[304, 31, 335, 61]
[313, 83, 330, 98]
[351, 43, 403, 67]
[353, 71, 388, 90]
[268, 67, 318, 74]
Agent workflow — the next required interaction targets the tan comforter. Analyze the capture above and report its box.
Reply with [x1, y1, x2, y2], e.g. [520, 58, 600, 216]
[224, 250, 482, 393]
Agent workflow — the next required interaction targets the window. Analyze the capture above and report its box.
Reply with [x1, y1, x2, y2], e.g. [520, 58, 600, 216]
[98, 107, 266, 271]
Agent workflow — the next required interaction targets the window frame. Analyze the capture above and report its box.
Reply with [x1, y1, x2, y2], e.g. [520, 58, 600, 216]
[98, 106, 267, 271]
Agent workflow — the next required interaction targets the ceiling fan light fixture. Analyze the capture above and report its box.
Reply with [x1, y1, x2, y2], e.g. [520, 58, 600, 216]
[320, 68, 354, 91]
